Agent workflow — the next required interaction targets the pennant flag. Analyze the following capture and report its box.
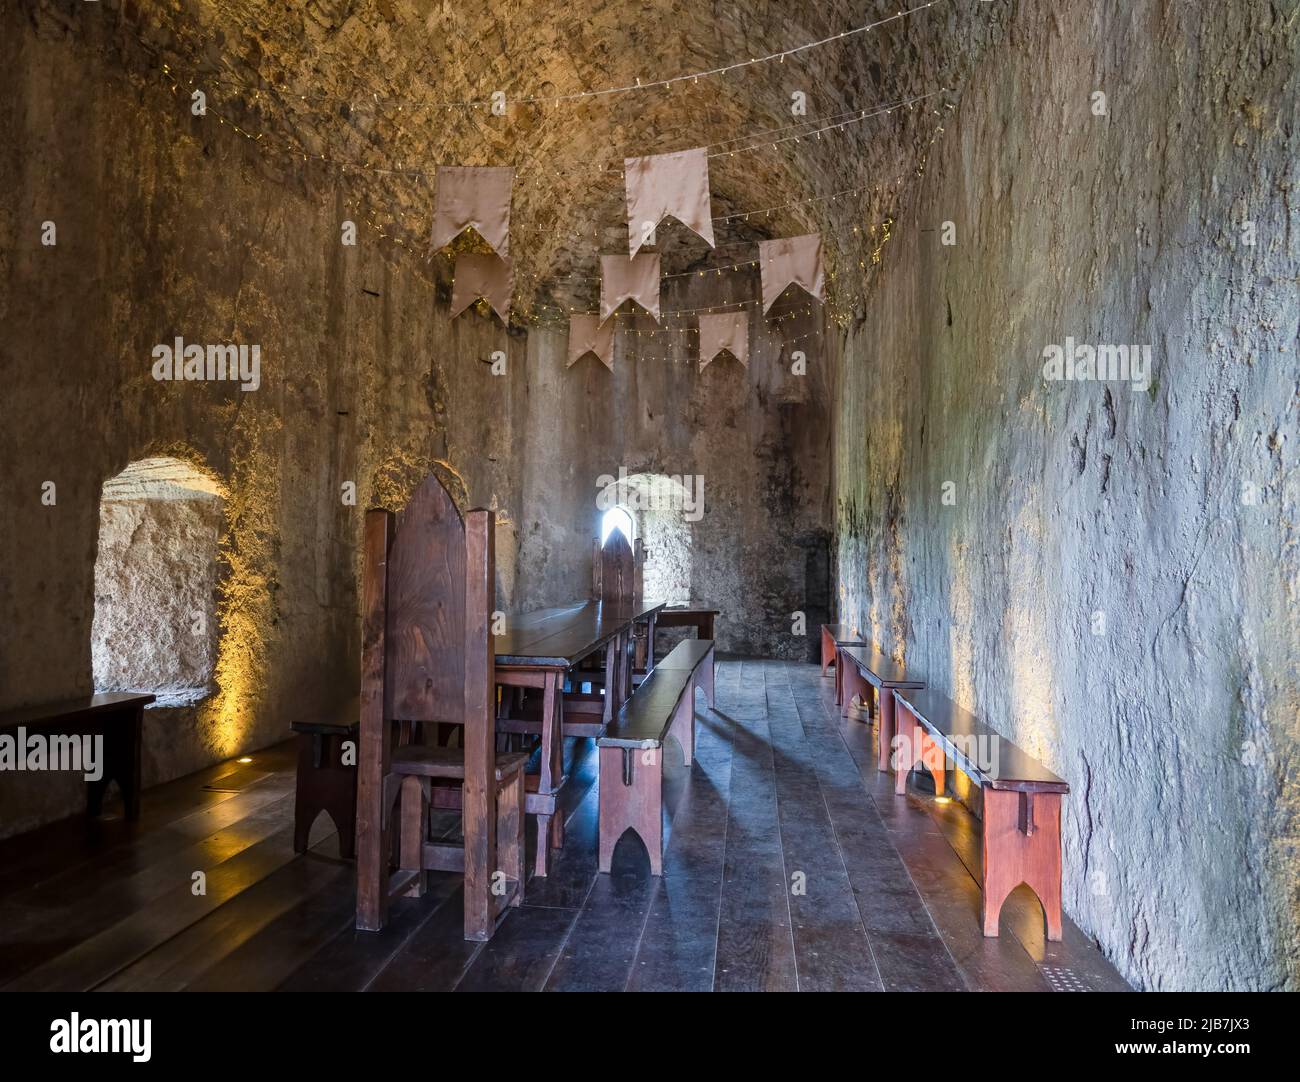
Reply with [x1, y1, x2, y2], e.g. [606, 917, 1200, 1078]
[758, 234, 825, 313]
[624, 147, 715, 256]
[600, 253, 661, 323]
[698, 311, 749, 370]
[451, 253, 513, 322]
[432, 166, 513, 257]
[567, 314, 615, 370]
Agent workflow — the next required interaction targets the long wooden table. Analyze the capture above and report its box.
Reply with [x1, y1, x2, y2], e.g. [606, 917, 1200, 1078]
[493, 598, 666, 875]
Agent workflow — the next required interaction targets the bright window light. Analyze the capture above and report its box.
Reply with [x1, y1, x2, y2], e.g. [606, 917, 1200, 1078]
[600, 506, 634, 545]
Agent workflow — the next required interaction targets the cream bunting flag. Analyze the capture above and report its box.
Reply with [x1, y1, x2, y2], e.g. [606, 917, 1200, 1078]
[600, 253, 661, 323]
[450, 253, 513, 322]
[432, 166, 513, 257]
[758, 234, 825, 313]
[567, 314, 615, 370]
[624, 147, 716, 257]
[698, 311, 749, 370]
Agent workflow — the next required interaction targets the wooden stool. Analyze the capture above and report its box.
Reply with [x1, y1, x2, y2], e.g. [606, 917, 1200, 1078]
[291, 708, 358, 859]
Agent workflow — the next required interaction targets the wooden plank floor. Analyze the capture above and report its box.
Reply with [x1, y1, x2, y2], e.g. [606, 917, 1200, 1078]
[0, 660, 1130, 992]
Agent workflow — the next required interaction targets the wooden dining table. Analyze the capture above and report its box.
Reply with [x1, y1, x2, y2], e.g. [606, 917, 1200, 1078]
[493, 597, 666, 875]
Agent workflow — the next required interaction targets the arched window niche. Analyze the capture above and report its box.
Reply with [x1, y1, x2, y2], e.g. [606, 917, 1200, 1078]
[596, 472, 694, 605]
[91, 456, 226, 707]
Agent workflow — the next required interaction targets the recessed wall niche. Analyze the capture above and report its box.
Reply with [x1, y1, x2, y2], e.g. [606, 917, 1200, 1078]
[91, 456, 226, 706]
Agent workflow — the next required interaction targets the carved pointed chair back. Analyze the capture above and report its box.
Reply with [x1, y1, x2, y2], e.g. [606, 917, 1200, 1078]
[591, 532, 644, 602]
[355, 474, 525, 941]
[594, 527, 636, 606]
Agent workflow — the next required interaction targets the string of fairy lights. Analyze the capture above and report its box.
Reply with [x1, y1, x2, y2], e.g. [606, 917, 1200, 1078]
[153, 0, 951, 112]
[143, 0, 961, 342]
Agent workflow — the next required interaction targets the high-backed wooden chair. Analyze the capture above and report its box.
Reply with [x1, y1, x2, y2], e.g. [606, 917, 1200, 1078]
[355, 475, 526, 942]
[591, 530, 638, 604]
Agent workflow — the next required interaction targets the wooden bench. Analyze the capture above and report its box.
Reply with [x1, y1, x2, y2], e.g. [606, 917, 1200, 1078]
[837, 645, 925, 771]
[820, 623, 867, 705]
[597, 638, 714, 875]
[290, 700, 358, 859]
[893, 687, 1071, 941]
[0, 692, 154, 820]
[654, 637, 715, 709]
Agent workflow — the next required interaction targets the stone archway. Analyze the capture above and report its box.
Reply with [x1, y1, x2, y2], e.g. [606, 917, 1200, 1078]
[597, 471, 694, 604]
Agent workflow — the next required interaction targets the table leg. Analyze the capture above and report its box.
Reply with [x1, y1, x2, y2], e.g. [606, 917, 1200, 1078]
[534, 670, 563, 877]
[602, 638, 617, 726]
[877, 689, 896, 772]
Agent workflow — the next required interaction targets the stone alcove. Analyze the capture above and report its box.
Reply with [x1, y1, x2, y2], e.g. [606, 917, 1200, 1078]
[91, 456, 226, 706]
[598, 472, 695, 604]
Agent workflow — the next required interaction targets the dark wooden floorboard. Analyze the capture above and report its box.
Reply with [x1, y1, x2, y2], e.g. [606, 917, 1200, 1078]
[626, 670, 736, 991]
[765, 676, 884, 991]
[0, 781, 299, 984]
[787, 662, 966, 991]
[712, 662, 799, 991]
[101, 844, 350, 992]
[6, 820, 307, 991]
[0, 662, 1128, 992]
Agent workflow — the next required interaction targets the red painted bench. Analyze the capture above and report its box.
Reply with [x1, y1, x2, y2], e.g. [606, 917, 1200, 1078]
[892, 687, 1070, 941]
[820, 623, 867, 706]
[837, 644, 925, 771]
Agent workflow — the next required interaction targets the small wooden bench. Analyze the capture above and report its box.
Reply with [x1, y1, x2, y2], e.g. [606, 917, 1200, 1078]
[837, 645, 925, 771]
[0, 692, 154, 820]
[597, 639, 714, 875]
[290, 700, 359, 859]
[820, 623, 867, 705]
[893, 687, 1070, 941]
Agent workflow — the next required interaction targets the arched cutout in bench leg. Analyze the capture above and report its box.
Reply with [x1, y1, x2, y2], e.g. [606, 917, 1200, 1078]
[981, 789, 1064, 941]
[699, 648, 716, 708]
[839, 650, 868, 720]
[598, 746, 663, 876]
[891, 696, 947, 796]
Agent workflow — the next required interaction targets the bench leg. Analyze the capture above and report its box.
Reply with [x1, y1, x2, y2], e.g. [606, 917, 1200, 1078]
[922, 730, 946, 797]
[599, 746, 663, 875]
[821, 628, 834, 676]
[839, 653, 868, 721]
[877, 690, 897, 773]
[88, 705, 143, 820]
[890, 697, 946, 794]
[981, 790, 1064, 941]
[670, 680, 695, 767]
[893, 696, 919, 794]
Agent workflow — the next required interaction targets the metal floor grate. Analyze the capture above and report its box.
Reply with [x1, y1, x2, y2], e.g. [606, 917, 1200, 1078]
[1042, 965, 1092, 992]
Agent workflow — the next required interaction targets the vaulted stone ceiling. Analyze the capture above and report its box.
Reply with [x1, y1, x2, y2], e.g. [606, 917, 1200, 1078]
[85, 0, 1006, 325]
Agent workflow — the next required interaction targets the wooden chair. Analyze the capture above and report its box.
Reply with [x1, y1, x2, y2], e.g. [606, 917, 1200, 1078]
[355, 475, 526, 942]
[579, 529, 638, 702]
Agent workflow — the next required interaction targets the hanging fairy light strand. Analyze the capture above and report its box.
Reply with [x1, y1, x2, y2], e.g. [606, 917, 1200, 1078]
[153, 1, 950, 112]
[186, 77, 949, 183]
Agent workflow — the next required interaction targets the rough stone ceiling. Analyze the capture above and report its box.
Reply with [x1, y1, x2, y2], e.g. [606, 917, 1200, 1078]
[88, 0, 1006, 322]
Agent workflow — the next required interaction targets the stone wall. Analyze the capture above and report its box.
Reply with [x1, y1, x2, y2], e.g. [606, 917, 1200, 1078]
[0, 5, 831, 836]
[832, 0, 1299, 990]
